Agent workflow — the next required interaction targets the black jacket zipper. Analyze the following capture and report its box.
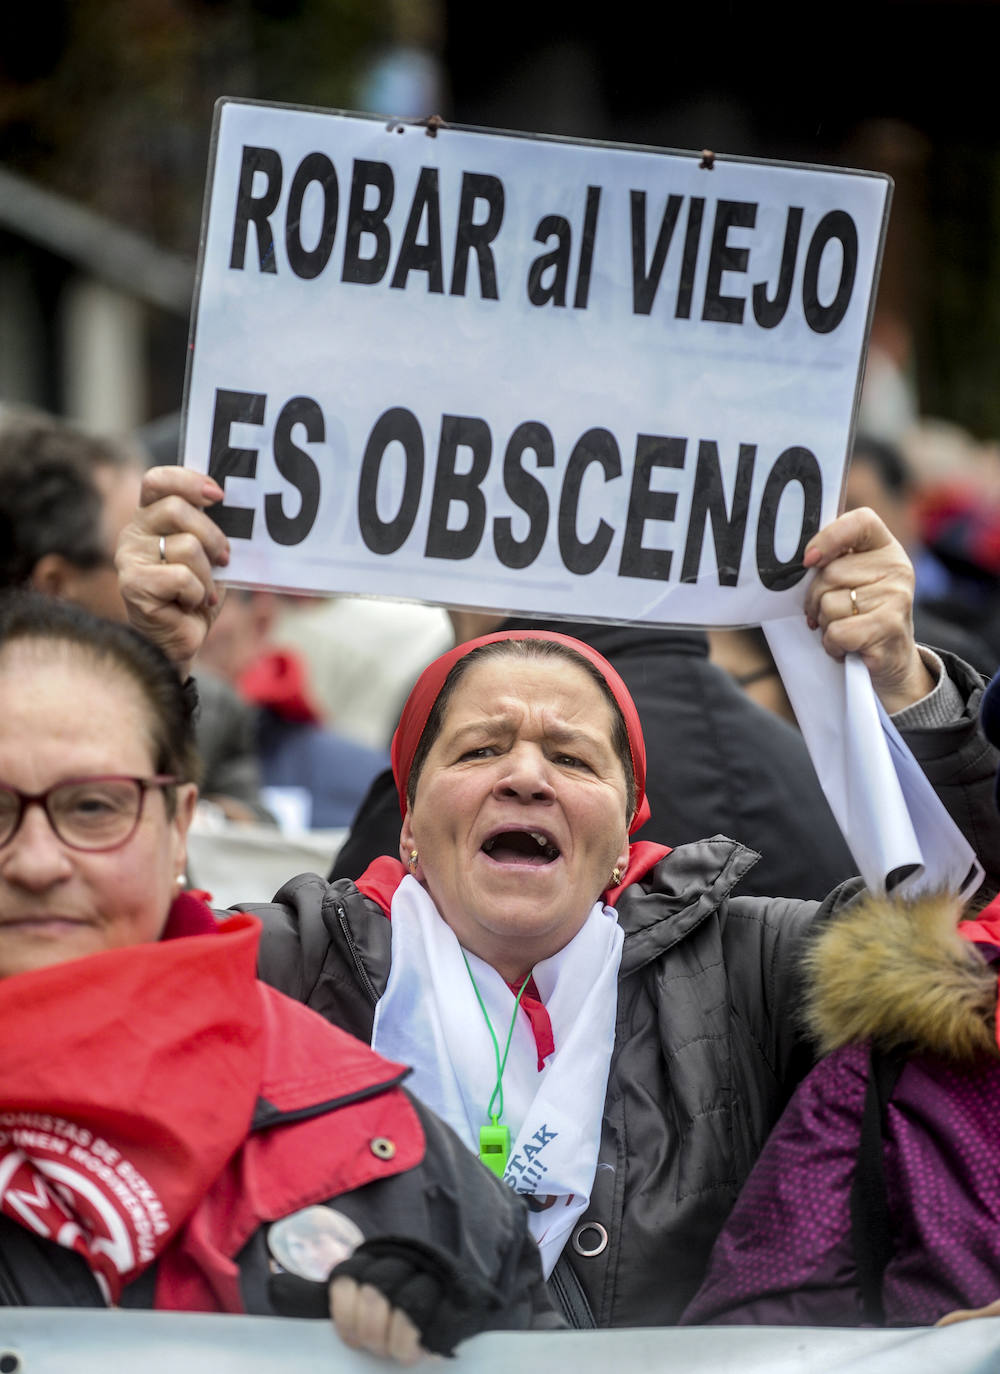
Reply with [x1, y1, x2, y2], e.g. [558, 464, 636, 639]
[335, 900, 381, 1006]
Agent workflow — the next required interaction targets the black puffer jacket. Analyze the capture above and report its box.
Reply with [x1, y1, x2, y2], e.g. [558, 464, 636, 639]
[246, 650, 1000, 1326]
[247, 839, 861, 1326]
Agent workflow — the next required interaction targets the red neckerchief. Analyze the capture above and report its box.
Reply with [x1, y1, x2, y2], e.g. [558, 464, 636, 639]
[354, 843, 670, 1068]
[0, 903, 264, 1302]
[604, 841, 671, 905]
[504, 976, 554, 1071]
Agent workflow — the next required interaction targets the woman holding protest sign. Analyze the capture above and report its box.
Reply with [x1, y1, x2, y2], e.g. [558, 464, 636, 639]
[116, 465, 1000, 1327]
[0, 592, 555, 1359]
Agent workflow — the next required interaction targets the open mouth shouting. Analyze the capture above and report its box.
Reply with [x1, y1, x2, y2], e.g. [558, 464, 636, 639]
[481, 828, 561, 866]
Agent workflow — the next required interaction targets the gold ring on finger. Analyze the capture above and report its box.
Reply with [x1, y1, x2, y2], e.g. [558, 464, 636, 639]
[849, 587, 859, 616]
[159, 535, 168, 564]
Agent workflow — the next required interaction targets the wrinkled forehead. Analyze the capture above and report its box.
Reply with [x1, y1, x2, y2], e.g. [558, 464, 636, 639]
[437, 651, 620, 744]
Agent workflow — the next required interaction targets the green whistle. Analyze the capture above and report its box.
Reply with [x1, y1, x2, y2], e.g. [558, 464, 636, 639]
[479, 1122, 511, 1178]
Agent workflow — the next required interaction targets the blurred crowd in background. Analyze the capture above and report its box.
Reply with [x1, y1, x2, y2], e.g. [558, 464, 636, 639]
[3, 0, 1000, 879]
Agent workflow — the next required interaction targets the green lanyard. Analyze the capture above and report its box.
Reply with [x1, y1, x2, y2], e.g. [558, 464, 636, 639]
[461, 951, 531, 1178]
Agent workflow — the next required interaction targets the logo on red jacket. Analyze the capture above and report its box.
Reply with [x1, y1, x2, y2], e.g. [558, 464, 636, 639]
[0, 1112, 170, 1299]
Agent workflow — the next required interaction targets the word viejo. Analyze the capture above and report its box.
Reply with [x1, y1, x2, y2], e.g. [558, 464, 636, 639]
[228, 145, 860, 332]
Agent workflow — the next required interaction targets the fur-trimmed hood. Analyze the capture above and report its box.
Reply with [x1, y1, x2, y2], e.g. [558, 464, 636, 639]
[803, 892, 999, 1063]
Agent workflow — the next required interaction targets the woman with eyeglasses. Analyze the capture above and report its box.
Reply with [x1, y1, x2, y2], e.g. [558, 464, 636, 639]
[0, 592, 555, 1361]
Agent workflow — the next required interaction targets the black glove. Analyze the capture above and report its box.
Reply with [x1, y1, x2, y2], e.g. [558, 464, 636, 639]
[329, 1235, 506, 1357]
[268, 1269, 331, 1319]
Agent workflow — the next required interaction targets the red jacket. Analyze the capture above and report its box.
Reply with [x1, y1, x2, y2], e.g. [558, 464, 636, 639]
[158, 982, 424, 1311]
[0, 907, 550, 1326]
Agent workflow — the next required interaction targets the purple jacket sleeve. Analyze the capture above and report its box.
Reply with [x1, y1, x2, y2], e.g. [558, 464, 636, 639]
[681, 1044, 870, 1327]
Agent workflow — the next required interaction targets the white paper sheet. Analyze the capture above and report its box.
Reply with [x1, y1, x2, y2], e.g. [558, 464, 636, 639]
[765, 616, 982, 899]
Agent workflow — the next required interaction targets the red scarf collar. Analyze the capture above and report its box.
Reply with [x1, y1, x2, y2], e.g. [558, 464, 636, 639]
[0, 904, 264, 1302]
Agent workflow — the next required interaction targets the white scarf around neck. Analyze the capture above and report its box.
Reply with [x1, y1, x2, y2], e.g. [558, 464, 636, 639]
[371, 875, 624, 1276]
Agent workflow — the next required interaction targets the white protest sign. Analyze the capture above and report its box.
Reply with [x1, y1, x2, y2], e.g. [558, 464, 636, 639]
[182, 99, 890, 626]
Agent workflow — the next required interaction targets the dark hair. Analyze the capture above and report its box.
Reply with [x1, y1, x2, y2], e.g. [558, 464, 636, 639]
[406, 638, 637, 819]
[0, 592, 200, 796]
[0, 409, 140, 588]
[850, 434, 912, 499]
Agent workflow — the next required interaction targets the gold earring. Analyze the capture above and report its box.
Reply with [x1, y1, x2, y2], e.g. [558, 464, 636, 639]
[408, 850, 418, 874]
[611, 866, 623, 886]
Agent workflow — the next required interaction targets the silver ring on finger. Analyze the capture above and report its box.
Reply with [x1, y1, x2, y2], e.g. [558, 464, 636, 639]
[849, 587, 859, 616]
[159, 534, 168, 565]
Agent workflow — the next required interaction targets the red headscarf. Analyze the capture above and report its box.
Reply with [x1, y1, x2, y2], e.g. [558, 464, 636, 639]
[390, 630, 651, 834]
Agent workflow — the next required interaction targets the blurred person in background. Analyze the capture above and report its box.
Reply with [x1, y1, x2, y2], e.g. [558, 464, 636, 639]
[846, 434, 997, 676]
[706, 627, 796, 726]
[274, 594, 453, 753]
[0, 404, 142, 621]
[912, 473, 1000, 670]
[196, 588, 388, 830]
[0, 406, 271, 823]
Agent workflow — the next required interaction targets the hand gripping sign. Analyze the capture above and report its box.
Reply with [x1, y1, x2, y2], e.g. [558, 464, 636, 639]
[182, 99, 890, 628]
[182, 101, 980, 898]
